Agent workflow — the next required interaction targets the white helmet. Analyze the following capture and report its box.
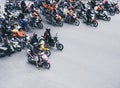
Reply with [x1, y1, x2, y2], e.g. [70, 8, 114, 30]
[40, 40, 45, 45]
[17, 25, 21, 29]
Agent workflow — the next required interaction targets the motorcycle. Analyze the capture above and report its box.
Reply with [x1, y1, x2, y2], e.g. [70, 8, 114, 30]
[46, 16, 63, 27]
[5, 1, 14, 11]
[64, 15, 80, 26]
[107, 5, 115, 16]
[114, 2, 120, 14]
[27, 49, 50, 69]
[82, 11, 98, 27]
[33, 42, 51, 57]
[0, 46, 8, 57]
[39, 33, 64, 51]
[0, 43, 15, 57]
[76, 9, 86, 19]
[10, 38, 22, 52]
[29, 17, 43, 29]
[95, 11, 111, 21]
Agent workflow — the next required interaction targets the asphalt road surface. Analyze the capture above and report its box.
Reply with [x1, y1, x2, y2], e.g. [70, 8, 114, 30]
[0, 0, 120, 88]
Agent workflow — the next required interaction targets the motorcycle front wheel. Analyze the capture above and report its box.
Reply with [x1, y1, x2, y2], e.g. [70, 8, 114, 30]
[116, 9, 120, 14]
[104, 17, 111, 21]
[58, 21, 63, 27]
[109, 12, 115, 16]
[37, 22, 43, 29]
[92, 20, 98, 27]
[42, 62, 51, 69]
[56, 43, 64, 51]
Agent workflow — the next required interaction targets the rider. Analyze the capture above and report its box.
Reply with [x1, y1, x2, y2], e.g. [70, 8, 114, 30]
[19, 17, 28, 31]
[86, 7, 92, 24]
[43, 27, 52, 43]
[39, 51, 48, 63]
[11, 26, 24, 38]
[94, 3, 103, 16]
[28, 44, 40, 69]
[0, 18, 9, 37]
[30, 9, 39, 27]
[21, 0, 27, 13]
[55, 14, 62, 23]
[30, 33, 38, 45]
[39, 40, 48, 51]
[65, 8, 72, 22]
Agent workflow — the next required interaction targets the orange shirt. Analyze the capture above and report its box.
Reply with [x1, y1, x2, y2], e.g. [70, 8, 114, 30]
[11, 29, 19, 37]
[17, 31, 24, 38]
[48, 5, 54, 11]
[97, 6, 102, 11]
[43, 3, 48, 8]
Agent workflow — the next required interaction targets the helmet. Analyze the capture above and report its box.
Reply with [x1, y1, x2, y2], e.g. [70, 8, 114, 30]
[11, 38, 14, 41]
[33, 33, 37, 37]
[88, 7, 91, 10]
[46, 27, 50, 31]
[100, 3, 103, 6]
[3, 13, 6, 16]
[40, 40, 45, 45]
[17, 26, 21, 29]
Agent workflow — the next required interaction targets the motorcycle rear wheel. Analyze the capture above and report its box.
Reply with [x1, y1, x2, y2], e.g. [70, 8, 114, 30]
[45, 50, 51, 57]
[74, 20, 80, 26]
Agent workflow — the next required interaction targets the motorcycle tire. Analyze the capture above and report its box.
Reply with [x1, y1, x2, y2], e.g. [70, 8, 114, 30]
[37, 22, 43, 29]
[43, 62, 51, 69]
[56, 43, 64, 51]
[45, 50, 51, 57]
[74, 20, 80, 26]
[109, 12, 115, 16]
[16, 47, 22, 52]
[92, 21, 98, 27]
[105, 17, 111, 21]
[116, 9, 120, 14]
[58, 22, 63, 27]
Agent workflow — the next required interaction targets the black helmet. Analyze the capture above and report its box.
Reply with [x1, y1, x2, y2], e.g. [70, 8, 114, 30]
[33, 33, 37, 37]
[46, 27, 51, 31]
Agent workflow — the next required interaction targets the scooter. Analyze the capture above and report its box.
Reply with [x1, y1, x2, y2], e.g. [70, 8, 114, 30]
[27, 49, 50, 69]
[0, 43, 15, 57]
[38, 33, 64, 51]
[95, 11, 111, 21]
[82, 11, 98, 27]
